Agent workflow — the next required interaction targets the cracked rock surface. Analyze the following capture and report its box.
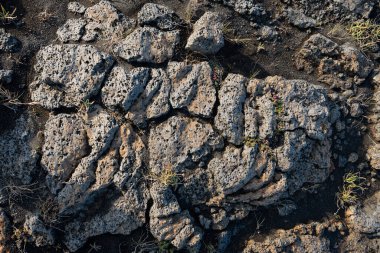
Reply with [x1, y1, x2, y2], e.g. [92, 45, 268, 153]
[4, 0, 378, 252]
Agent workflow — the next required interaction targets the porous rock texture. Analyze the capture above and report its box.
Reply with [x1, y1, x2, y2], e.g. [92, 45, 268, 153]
[115, 26, 180, 63]
[138, 3, 181, 30]
[295, 33, 374, 90]
[30, 44, 114, 109]
[186, 11, 224, 54]
[243, 222, 332, 253]
[0, 28, 21, 53]
[14, 1, 362, 252]
[0, 113, 39, 185]
[58, 0, 135, 43]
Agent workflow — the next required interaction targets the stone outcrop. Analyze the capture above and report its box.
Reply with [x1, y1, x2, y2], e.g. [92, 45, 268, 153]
[30, 44, 114, 109]
[186, 12, 224, 54]
[115, 27, 180, 64]
[295, 33, 374, 90]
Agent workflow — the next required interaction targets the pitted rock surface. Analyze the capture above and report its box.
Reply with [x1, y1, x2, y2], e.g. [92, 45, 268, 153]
[21, 2, 346, 252]
[186, 11, 224, 54]
[138, 3, 181, 30]
[295, 33, 374, 89]
[0, 113, 39, 184]
[115, 26, 180, 63]
[168, 61, 217, 118]
[0, 28, 21, 53]
[30, 44, 114, 109]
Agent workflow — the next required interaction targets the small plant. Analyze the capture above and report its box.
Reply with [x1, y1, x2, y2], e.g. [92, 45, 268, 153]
[347, 20, 380, 50]
[79, 99, 94, 112]
[336, 172, 367, 211]
[12, 226, 29, 251]
[37, 8, 56, 22]
[0, 4, 17, 23]
[147, 165, 181, 189]
[223, 22, 253, 46]
[209, 59, 224, 89]
[158, 241, 175, 253]
[205, 243, 216, 253]
[257, 42, 265, 52]
[0, 87, 38, 111]
[244, 137, 259, 148]
[88, 242, 102, 253]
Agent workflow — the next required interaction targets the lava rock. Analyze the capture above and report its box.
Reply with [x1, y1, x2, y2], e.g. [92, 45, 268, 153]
[0, 28, 21, 53]
[30, 44, 114, 109]
[186, 12, 224, 54]
[138, 3, 181, 30]
[57, 18, 87, 43]
[115, 27, 180, 63]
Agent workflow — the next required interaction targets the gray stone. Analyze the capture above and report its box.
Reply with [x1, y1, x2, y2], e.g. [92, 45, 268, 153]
[168, 61, 216, 118]
[42, 114, 89, 194]
[209, 146, 257, 195]
[150, 210, 203, 252]
[0, 113, 39, 184]
[346, 191, 380, 235]
[115, 27, 180, 63]
[148, 116, 223, 174]
[0, 28, 20, 53]
[0, 70, 13, 84]
[68, 2, 86, 14]
[287, 8, 317, 28]
[296, 34, 374, 89]
[57, 19, 87, 43]
[126, 68, 171, 127]
[138, 3, 180, 30]
[30, 44, 114, 109]
[186, 12, 224, 54]
[101, 66, 150, 111]
[215, 74, 247, 145]
[150, 183, 181, 218]
[24, 215, 55, 247]
[57, 107, 119, 212]
[83, 0, 135, 42]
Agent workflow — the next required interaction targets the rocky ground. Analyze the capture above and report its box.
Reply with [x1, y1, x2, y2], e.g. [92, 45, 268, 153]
[0, 0, 379, 252]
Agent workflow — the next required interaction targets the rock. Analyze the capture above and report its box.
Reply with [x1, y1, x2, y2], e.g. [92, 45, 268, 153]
[64, 183, 148, 252]
[211, 209, 229, 230]
[348, 153, 359, 163]
[138, 3, 181, 30]
[0, 70, 13, 84]
[83, 0, 135, 42]
[296, 34, 374, 89]
[258, 26, 279, 42]
[57, 107, 119, 213]
[346, 191, 380, 235]
[209, 146, 257, 195]
[213, 0, 267, 21]
[0, 113, 39, 184]
[148, 116, 223, 174]
[367, 144, 380, 170]
[168, 61, 216, 118]
[0, 28, 21, 53]
[101, 66, 150, 111]
[126, 68, 171, 127]
[215, 74, 247, 145]
[115, 27, 180, 64]
[0, 210, 10, 252]
[150, 183, 181, 218]
[24, 215, 55, 247]
[287, 8, 317, 28]
[186, 12, 224, 55]
[186, 0, 208, 20]
[68, 1, 86, 14]
[243, 223, 330, 253]
[42, 114, 89, 193]
[57, 19, 87, 43]
[150, 210, 203, 252]
[373, 71, 380, 86]
[30, 44, 114, 109]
